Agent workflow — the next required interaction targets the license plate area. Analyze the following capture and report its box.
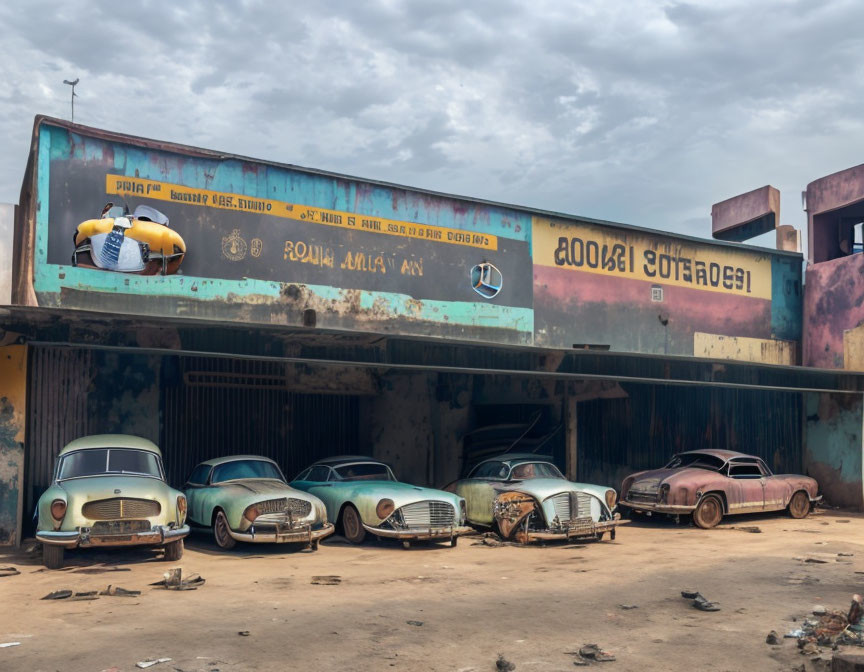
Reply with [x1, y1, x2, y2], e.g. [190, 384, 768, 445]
[91, 520, 151, 535]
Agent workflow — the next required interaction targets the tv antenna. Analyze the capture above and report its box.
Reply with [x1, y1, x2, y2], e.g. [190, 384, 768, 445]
[63, 78, 79, 123]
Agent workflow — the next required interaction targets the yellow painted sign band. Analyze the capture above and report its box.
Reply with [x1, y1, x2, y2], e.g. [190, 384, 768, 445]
[106, 175, 498, 251]
[533, 217, 772, 300]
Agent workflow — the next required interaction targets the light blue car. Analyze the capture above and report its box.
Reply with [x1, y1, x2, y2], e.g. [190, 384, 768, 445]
[291, 456, 472, 548]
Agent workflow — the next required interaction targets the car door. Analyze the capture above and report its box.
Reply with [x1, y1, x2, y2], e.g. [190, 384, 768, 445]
[291, 466, 339, 522]
[726, 460, 766, 513]
[758, 459, 788, 511]
[183, 464, 213, 526]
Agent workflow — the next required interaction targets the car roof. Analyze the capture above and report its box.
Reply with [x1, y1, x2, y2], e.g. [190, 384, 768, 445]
[477, 453, 555, 465]
[196, 455, 279, 467]
[676, 449, 752, 461]
[309, 455, 385, 467]
[58, 434, 161, 457]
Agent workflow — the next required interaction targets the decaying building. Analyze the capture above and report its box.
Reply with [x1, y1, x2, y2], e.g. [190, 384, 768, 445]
[0, 115, 862, 545]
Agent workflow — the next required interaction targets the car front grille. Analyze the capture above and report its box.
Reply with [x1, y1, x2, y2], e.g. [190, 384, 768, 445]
[627, 490, 659, 505]
[398, 501, 456, 529]
[255, 498, 311, 517]
[548, 492, 594, 522]
[82, 498, 161, 520]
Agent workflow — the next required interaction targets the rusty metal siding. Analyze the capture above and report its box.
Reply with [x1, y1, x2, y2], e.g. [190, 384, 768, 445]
[24, 347, 91, 521]
[160, 356, 360, 487]
[576, 383, 803, 489]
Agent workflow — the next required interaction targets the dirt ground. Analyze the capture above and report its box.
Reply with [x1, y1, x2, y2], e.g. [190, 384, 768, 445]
[2, 510, 864, 672]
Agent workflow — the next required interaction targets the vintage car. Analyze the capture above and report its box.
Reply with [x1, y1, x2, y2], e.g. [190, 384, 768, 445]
[183, 456, 334, 551]
[35, 435, 189, 569]
[448, 454, 622, 543]
[619, 449, 821, 528]
[291, 456, 472, 548]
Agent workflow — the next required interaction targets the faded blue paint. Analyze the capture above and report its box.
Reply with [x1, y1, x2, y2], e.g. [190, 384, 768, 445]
[803, 392, 864, 510]
[770, 255, 803, 342]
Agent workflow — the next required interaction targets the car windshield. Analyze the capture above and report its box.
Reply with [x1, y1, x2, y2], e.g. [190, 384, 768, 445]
[664, 452, 726, 472]
[211, 460, 285, 484]
[470, 461, 509, 479]
[509, 462, 564, 480]
[58, 449, 162, 479]
[332, 463, 394, 481]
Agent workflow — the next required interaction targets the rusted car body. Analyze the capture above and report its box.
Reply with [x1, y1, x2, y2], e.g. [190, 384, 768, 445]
[620, 450, 821, 528]
[449, 454, 622, 543]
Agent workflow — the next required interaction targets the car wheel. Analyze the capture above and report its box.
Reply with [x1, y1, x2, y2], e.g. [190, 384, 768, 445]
[42, 544, 64, 569]
[213, 510, 237, 550]
[693, 494, 724, 529]
[163, 539, 184, 561]
[341, 504, 366, 544]
[788, 491, 811, 519]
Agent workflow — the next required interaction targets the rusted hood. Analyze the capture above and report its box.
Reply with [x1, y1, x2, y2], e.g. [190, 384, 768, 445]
[627, 468, 723, 492]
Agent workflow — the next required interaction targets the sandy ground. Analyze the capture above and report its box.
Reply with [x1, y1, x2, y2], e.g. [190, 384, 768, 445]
[1, 510, 864, 672]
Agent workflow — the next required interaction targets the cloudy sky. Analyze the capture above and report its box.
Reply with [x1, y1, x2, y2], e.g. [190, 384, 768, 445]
[1, 0, 862, 247]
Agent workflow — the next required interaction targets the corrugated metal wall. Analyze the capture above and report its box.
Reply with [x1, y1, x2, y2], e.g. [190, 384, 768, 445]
[576, 383, 803, 489]
[160, 356, 360, 487]
[25, 347, 92, 521]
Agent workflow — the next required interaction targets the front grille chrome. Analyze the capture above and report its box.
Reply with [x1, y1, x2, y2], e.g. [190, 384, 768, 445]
[398, 501, 456, 528]
[82, 498, 161, 520]
[255, 498, 311, 517]
[549, 493, 571, 522]
[627, 490, 659, 505]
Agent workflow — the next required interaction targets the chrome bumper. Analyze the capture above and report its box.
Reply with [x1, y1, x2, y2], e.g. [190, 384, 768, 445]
[228, 522, 335, 544]
[37, 524, 190, 548]
[365, 524, 474, 541]
[527, 518, 626, 541]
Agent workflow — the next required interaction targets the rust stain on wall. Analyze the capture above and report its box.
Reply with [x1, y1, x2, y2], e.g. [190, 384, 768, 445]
[694, 332, 797, 365]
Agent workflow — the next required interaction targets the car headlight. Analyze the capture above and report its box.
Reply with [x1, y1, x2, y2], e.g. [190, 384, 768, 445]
[376, 498, 395, 519]
[50, 499, 67, 521]
[176, 495, 187, 524]
[605, 489, 617, 510]
[243, 504, 260, 523]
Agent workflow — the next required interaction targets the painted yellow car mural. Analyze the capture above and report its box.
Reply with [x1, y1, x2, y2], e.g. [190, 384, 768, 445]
[35, 435, 189, 569]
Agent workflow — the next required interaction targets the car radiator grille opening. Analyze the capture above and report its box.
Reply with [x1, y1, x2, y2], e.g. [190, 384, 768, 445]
[627, 491, 659, 505]
[255, 498, 312, 517]
[82, 498, 161, 520]
[398, 501, 456, 528]
[548, 492, 594, 522]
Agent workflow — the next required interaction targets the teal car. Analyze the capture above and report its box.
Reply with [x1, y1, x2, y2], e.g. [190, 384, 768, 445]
[448, 454, 623, 543]
[183, 456, 334, 551]
[35, 435, 189, 569]
[291, 456, 472, 548]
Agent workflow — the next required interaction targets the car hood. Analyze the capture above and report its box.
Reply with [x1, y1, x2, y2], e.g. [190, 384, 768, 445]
[496, 478, 607, 501]
[58, 475, 175, 500]
[627, 467, 723, 491]
[212, 479, 296, 497]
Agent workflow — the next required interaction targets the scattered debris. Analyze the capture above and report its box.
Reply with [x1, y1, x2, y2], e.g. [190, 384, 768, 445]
[812, 605, 827, 616]
[40, 589, 99, 601]
[72, 567, 131, 574]
[732, 526, 762, 533]
[785, 629, 804, 638]
[406, 620, 424, 627]
[839, 552, 855, 557]
[0, 566, 20, 577]
[311, 576, 341, 585]
[41, 590, 73, 600]
[766, 630, 781, 645]
[68, 591, 99, 601]
[474, 532, 506, 548]
[496, 654, 516, 671]
[619, 604, 638, 610]
[238, 631, 250, 637]
[136, 658, 172, 668]
[150, 569, 205, 591]
[0, 642, 21, 648]
[836, 520, 851, 524]
[576, 643, 616, 662]
[681, 590, 720, 611]
[100, 585, 141, 597]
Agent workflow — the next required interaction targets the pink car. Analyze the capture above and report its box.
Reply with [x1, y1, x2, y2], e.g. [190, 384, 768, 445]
[620, 450, 820, 529]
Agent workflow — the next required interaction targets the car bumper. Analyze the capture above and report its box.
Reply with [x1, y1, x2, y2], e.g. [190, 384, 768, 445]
[620, 498, 698, 515]
[526, 518, 626, 541]
[229, 522, 335, 544]
[364, 524, 475, 541]
[37, 524, 190, 548]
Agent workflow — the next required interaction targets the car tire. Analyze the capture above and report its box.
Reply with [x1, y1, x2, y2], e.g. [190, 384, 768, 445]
[42, 544, 64, 569]
[163, 539, 184, 561]
[788, 491, 811, 519]
[341, 504, 366, 544]
[213, 510, 237, 550]
[693, 494, 724, 529]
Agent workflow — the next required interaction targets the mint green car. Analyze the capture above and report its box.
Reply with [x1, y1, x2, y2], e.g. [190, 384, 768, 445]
[291, 456, 472, 548]
[35, 435, 189, 569]
[183, 456, 334, 551]
[449, 454, 623, 543]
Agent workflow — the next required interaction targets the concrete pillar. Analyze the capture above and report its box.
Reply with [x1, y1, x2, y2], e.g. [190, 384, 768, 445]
[565, 391, 578, 481]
